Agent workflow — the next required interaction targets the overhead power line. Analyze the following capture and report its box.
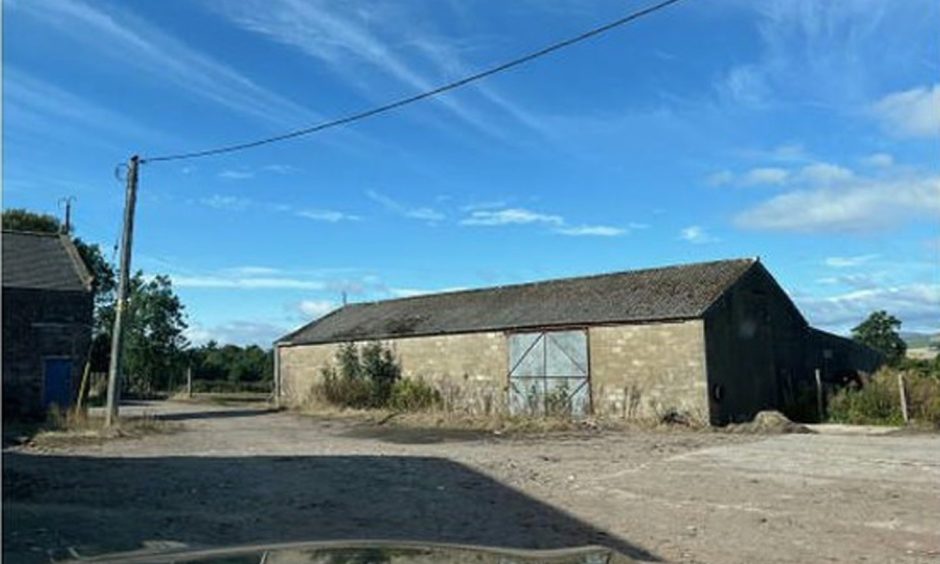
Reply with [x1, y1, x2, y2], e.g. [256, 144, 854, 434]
[143, 0, 686, 164]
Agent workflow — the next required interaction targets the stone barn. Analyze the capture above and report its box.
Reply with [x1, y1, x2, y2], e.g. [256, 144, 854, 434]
[275, 258, 881, 424]
[2, 231, 94, 419]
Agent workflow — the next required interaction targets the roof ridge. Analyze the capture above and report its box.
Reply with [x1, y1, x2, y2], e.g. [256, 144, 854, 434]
[2, 229, 63, 238]
[350, 257, 757, 308]
[275, 304, 347, 344]
[59, 234, 95, 292]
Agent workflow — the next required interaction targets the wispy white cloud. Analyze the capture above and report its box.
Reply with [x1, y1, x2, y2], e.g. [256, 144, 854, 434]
[218, 169, 255, 180]
[714, 161, 864, 190]
[460, 200, 508, 212]
[199, 194, 361, 223]
[405, 35, 555, 140]
[795, 163, 854, 185]
[172, 275, 326, 290]
[824, 254, 880, 268]
[741, 167, 789, 186]
[297, 299, 338, 318]
[461, 208, 563, 227]
[736, 143, 813, 164]
[367, 190, 445, 222]
[209, 0, 512, 139]
[185, 320, 288, 346]
[389, 287, 468, 298]
[555, 225, 626, 237]
[705, 170, 735, 187]
[459, 206, 632, 237]
[736, 172, 940, 232]
[797, 283, 940, 333]
[871, 84, 940, 138]
[4, 67, 164, 144]
[218, 165, 297, 179]
[719, 64, 771, 108]
[263, 164, 298, 174]
[221, 266, 282, 277]
[861, 153, 894, 168]
[679, 225, 719, 244]
[297, 209, 362, 223]
[200, 195, 252, 211]
[816, 272, 885, 290]
[17, 0, 318, 126]
[715, 2, 935, 110]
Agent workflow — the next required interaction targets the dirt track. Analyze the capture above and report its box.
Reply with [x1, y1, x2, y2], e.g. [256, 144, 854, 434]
[4, 401, 939, 563]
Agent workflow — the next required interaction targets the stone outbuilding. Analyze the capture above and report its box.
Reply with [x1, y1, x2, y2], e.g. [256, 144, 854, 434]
[2, 230, 94, 419]
[276, 258, 881, 424]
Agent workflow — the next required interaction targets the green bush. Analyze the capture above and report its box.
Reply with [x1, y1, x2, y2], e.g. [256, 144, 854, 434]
[906, 372, 940, 426]
[336, 342, 361, 381]
[828, 369, 940, 427]
[361, 341, 401, 407]
[389, 379, 441, 411]
[544, 382, 572, 417]
[313, 341, 403, 409]
[318, 365, 374, 408]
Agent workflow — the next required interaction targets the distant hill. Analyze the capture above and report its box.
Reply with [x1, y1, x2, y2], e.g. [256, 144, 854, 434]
[901, 331, 940, 349]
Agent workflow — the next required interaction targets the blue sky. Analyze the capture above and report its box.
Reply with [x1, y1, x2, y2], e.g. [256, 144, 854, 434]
[4, 0, 939, 345]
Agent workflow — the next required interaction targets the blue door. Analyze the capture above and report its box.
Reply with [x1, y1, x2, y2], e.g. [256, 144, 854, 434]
[43, 358, 73, 409]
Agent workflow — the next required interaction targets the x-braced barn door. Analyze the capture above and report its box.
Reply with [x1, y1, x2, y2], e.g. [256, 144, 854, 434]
[508, 330, 590, 417]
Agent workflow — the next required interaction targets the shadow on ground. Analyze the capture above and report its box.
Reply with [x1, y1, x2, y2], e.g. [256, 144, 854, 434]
[341, 425, 495, 445]
[3, 453, 658, 563]
[153, 408, 273, 422]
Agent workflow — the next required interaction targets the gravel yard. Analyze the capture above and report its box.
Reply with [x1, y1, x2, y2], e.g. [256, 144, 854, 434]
[4, 400, 939, 563]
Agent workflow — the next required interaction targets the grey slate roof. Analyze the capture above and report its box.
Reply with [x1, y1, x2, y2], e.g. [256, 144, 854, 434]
[280, 258, 758, 345]
[2, 231, 93, 292]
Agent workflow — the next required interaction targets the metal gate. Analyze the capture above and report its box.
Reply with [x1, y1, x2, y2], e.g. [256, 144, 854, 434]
[508, 329, 590, 417]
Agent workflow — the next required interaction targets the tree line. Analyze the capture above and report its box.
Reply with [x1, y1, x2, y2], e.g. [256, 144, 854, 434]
[3, 208, 273, 393]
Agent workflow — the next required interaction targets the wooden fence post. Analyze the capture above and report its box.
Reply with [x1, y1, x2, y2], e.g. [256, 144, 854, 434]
[815, 368, 824, 421]
[897, 372, 909, 424]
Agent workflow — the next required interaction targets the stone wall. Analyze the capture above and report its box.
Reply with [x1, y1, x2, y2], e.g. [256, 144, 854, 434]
[588, 320, 709, 422]
[281, 320, 710, 421]
[277, 341, 340, 406]
[278, 331, 508, 414]
[2, 287, 93, 419]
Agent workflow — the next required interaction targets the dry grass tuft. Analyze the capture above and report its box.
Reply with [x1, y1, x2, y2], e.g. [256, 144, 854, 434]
[297, 400, 711, 437]
[27, 408, 180, 449]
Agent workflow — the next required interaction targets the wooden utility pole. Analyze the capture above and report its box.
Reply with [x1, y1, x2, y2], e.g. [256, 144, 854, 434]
[105, 155, 140, 427]
[187, 366, 193, 399]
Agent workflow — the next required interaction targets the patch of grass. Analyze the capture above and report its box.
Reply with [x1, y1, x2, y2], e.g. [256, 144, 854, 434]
[299, 404, 707, 437]
[26, 407, 180, 449]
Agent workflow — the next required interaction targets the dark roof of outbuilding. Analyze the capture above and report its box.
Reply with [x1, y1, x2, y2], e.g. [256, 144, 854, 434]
[2, 230, 93, 292]
[279, 258, 759, 345]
